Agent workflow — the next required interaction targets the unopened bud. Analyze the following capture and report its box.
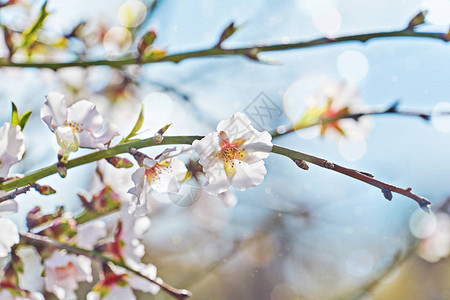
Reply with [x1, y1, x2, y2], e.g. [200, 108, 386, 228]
[153, 133, 163, 143]
[293, 159, 309, 170]
[57, 161, 67, 178]
[33, 183, 56, 195]
[129, 148, 149, 166]
[106, 156, 133, 168]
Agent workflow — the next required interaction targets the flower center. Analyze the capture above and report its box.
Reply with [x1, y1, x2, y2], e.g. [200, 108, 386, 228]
[144, 160, 172, 184]
[65, 121, 85, 132]
[218, 131, 247, 177]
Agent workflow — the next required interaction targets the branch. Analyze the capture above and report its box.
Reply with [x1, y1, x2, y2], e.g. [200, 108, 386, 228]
[19, 232, 192, 299]
[271, 101, 446, 138]
[0, 29, 448, 69]
[272, 145, 431, 212]
[0, 185, 31, 203]
[0, 135, 431, 211]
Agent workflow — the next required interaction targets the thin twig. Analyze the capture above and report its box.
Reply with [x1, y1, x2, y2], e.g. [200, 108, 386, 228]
[0, 185, 31, 203]
[19, 232, 192, 299]
[271, 103, 447, 138]
[272, 145, 431, 212]
[0, 29, 448, 69]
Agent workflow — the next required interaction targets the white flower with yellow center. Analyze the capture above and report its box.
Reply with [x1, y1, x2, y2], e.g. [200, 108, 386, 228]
[128, 157, 187, 214]
[193, 112, 272, 195]
[40, 92, 119, 161]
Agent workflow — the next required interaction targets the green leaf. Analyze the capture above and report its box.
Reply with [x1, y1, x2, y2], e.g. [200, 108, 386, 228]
[20, 1, 49, 49]
[11, 102, 19, 126]
[11, 102, 32, 130]
[121, 103, 145, 143]
[19, 110, 32, 129]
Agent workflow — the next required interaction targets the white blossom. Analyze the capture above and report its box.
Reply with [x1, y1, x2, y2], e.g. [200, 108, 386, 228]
[75, 220, 107, 250]
[193, 112, 272, 195]
[0, 218, 19, 257]
[44, 252, 92, 300]
[127, 157, 187, 215]
[40, 92, 119, 158]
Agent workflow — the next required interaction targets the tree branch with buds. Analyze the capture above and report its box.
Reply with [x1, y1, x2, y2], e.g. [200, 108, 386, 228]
[0, 135, 431, 211]
[0, 28, 448, 70]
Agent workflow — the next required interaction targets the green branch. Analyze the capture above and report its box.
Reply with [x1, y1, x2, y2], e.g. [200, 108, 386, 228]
[0, 29, 448, 69]
[0, 135, 430, 211]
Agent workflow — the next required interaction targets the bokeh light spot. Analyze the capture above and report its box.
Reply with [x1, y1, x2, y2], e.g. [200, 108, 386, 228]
[346, 249, 374, 277]
[337, 50, 369, 82]
[118, 0, 147, 28]
[103, 26, 132, 56]
[431, 101, 450, 133]
[409, 209, 437, 239]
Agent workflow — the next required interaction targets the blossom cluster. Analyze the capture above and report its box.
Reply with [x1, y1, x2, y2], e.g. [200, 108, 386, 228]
[0, 92, 275, 299]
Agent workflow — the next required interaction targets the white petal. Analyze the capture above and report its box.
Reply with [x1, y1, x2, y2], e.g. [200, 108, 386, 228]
[104, 285, 136, 300]
[230, 156, 267, 191]
[0, 200, 18, 214]
[128, 167, 147, 203]
[76, 123, 119, 149]
[128, 263, 160, 295]
[0, 218, 19, 257]
[242, 130, 273, 159]
[16, 246, 45, 292]
[41, 92, 68, 130]
[142, 158, 157, 168]
[216, 112, 252, 141]
[192, 133, 220, 163]
[203, 158, 231, 195]
[44, 252, 92, 296]
[67, 100, 103, 133]
[76, 220, 107, 249]
[151, 159, 187, 193]
[0, 123, 25, 177]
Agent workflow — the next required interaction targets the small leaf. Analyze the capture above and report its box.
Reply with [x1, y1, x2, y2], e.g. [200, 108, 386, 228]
[216, 22, 239, 47]
[138, 29, 157, 54]
[407, 11, 427, 29]
[21, 1, 49, 49]
[157, 123, 171, 135]
[11, 102, 32, 130]
[10, 102, 19, 126]
[19, 110, 32, 129]
[121, 104, 145, 143]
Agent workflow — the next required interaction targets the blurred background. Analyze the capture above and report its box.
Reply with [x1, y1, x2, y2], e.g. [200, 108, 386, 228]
[0, 0, 449, 299]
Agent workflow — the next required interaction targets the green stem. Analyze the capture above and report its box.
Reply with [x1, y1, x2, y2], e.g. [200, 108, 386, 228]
[0, 30, 447, 69]
[0, 136, 201, 192]
[0, 135, 431, 211]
